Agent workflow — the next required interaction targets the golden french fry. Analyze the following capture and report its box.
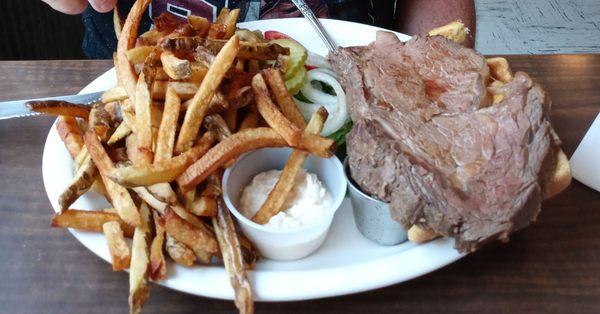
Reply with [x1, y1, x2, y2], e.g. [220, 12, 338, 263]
[177, 127, 287, 192]
[204, 39, 289, 60]
[155, 87, 180, 162]
[116, 0, 151, 99]
[407, 225, 440, 243]
[147, 183, 178, 205]
[204, 114, 232, 142]
[188, 15, 210, 36]
[223, 9, 240, 39]
[300, 134, 335, 158]
[428, 20, 468, 44]
[129, 202, 151, 314]
[85, 130, 142, 227]
[56, 116, 84, 159]
[263, 68, 306, 128]
[152, 81, 199, 101]
[165, 235, 196, 267]
[253, 107, 328, 224]
[102, 86, 129, 103]
[160, 51, 191, 80]
[164, 207, 219, 255]
[190, 195, 217, 217]
[58, 152, 97, 212]
[27, 100, 91, 119]
[113, 6, 123, 39]
[213, 199, 254, 314]
[488, 80, 505, 104]
[51, 209, 135, 238]
[121, 100, 138, 134]
[132, 187, 168, 214]
[134, 59, 157, 165]
[487, 57, 513, 83]
[150, 212, 167, 281]
[103, 221, 131, 271]
[252, 73, 302, 146]
[126, 46, 155, 64]
[110, 132, 215, 187]
[175, 35, 240, 154]
[107, 122, 132, 146]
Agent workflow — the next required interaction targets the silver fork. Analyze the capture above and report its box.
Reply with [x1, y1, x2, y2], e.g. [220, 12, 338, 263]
[291, 0, 339, 54]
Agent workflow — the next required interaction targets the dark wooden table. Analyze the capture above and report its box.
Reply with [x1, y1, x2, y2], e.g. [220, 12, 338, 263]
[1, 57, 599, 313]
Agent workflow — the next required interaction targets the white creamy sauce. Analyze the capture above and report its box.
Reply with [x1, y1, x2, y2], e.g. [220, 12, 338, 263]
[239, 169, 333, 229]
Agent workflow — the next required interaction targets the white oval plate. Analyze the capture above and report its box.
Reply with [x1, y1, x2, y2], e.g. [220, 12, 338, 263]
[42, 18, 464, 302]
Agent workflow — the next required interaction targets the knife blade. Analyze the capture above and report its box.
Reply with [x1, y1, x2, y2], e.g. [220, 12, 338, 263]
[0, 91, 104, 120]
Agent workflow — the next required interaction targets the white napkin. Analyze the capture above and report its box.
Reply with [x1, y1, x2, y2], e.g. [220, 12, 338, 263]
[570, 113, 600, 192]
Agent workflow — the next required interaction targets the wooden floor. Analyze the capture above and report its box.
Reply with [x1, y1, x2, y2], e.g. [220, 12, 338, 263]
[476, 0, 600, 54]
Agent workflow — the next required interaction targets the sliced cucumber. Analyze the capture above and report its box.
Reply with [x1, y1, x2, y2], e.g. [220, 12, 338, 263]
[285, 66, 307, 95]
[271, 39, 308, 80]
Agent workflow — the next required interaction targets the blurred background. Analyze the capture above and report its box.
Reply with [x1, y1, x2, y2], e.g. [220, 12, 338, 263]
[0, 0, 599, 60]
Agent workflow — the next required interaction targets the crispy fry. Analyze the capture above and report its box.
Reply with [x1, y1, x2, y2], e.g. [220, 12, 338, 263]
[137, 28, 168, 46]
[147, 183, 178, 205]
[204, 39, 288, 60]
[111, 132, 215, 187]
[27, 100, 91, 119]
[58, 152, 97, 212]
[182, 91, 228, 113]
[164, 207, 219, 255]
[407, 225, 440, 243]
[121, 100, 138, 133]
[160, 51, 191, 80]
[252, 73, 302, 146]
[117, 0, 151, 99]
[204, 114, 232, 142]
[51, 209, 135, 237]
[487, 57, 513, 83]
[133, 187, 168, 214]
[126, 46, 155, 64]
[213, 199, 254, 314]
[103, 221, 131, 271]
[253, 107, 327, 224]
[134, 58, 158, 165]
[113, 6, 123, 39]
[300, 134, 335, 158]
[165, 235, 196, 267]
[152, 81, 198, 101]
[56, 116, 84, 159]
[102, 86, 129, 103]
[177, 128, 287, 191]
[188, 15, 210, 36]
[263, 68, 306, 128]
[190, 195, 217, 217]
[89, 104, 113, 141]
[150, 212, 167, 281]
[223, 9, 240, 39]
[129, 202, 151, 314]
[85, 130, 142, 227]
[428, 20, 468, 44]
[176, 35, 240, 153]
[107, 122, 132, 146]
[155, 87, 180, 162]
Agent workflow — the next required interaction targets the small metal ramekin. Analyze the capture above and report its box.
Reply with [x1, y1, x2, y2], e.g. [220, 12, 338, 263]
[344, 159, 408, 246]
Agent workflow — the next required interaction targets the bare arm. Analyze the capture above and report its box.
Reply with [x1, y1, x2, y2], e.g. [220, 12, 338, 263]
[395, 0, 476, 47]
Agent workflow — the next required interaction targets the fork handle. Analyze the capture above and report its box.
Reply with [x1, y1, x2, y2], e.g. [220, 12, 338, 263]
[291, 0, 339, 53]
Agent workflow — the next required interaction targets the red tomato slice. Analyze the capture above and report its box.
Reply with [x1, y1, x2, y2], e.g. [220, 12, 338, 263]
[264, 30, 291, 40]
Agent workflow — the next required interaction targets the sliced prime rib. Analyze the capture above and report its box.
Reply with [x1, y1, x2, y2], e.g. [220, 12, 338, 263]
[331, 32, 561, 252]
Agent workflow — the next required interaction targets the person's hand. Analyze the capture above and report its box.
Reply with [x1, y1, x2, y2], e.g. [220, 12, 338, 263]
[41, 0, 117, 15]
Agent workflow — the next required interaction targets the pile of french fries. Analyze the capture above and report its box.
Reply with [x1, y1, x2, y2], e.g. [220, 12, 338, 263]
[43, 0, 335, 313]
